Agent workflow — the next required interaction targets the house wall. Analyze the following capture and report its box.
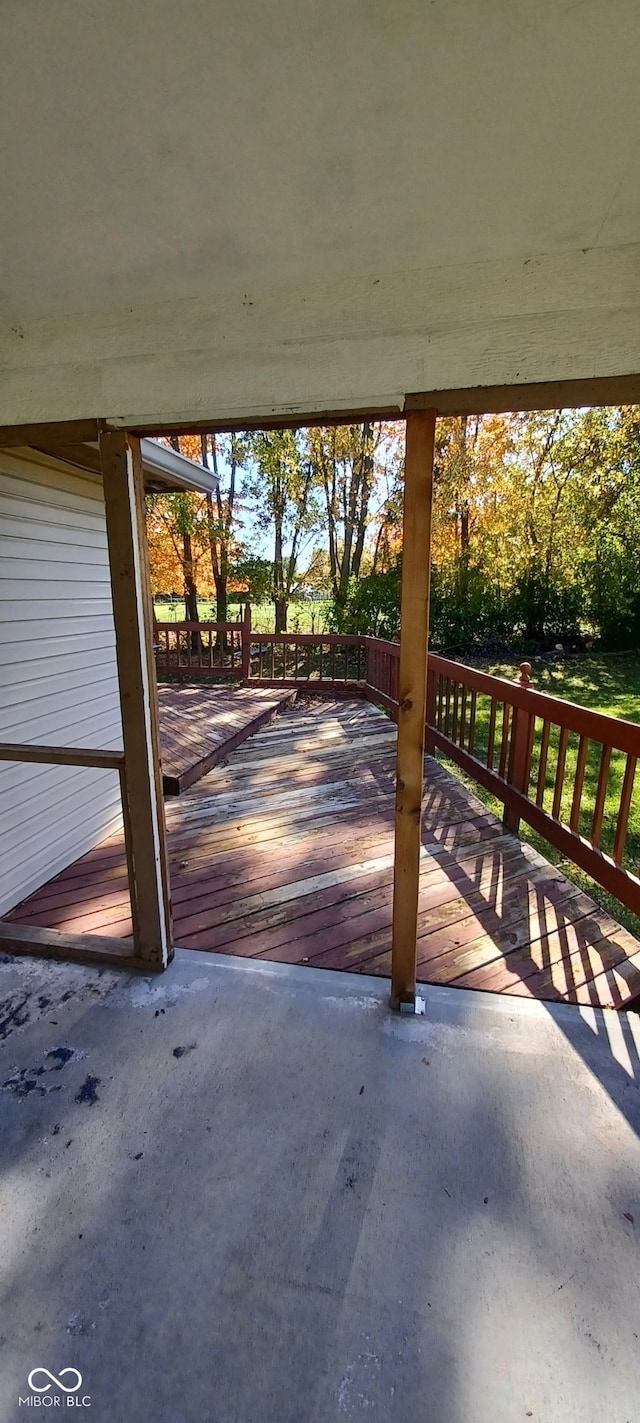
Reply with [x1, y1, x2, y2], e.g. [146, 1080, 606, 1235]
[0, 449, 123, 916]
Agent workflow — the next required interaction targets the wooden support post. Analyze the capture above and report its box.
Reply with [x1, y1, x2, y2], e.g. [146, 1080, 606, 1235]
[391, 409, 436, 1010]
[100, 430, 173, 968]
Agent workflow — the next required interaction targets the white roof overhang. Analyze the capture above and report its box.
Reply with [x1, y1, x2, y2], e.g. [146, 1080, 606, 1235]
[16, 437, 218, 494]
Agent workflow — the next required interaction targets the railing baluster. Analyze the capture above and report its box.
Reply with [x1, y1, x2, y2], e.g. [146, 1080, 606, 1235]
[460, 688, 467, 747]
[451, 683, 459, 743]
[536, 721, 551, 807]
[436, 677, 444, 732]
[498, 704, 510, 779]
[552, 726, 569, 820]
[569, 735, 589, 831]
[591, 744, 612, 849]
[467, 690, 477, 755]
[613, 754, 637, 864]
[487, 699, 497, 769]
[444, 679, 451, 737]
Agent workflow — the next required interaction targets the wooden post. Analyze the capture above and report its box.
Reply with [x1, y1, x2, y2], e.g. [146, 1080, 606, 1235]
[391, 409, 437, 1009]
[241, 602, 252, 681]
[99, 430, 173, 968]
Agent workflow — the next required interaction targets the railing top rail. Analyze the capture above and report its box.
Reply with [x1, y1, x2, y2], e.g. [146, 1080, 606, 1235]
[248, 632, 366, 646]
[155, 623, 366, 644]
[429, 653, 640, 757]
[155, 621, 242, 632]
[364, 636, 400, 654]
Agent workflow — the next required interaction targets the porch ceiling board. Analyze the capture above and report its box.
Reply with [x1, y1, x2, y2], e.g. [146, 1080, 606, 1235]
[1, 1, 639, 426]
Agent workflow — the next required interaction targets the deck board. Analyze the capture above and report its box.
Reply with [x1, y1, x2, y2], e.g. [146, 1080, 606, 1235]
[157, 683, 295, 793]
[5, 694, 640, 1009]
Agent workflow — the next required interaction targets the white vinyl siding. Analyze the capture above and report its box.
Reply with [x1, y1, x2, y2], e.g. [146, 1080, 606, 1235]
[0, 449, 123, 916]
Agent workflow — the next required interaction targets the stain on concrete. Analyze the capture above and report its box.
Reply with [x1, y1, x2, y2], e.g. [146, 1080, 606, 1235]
[2, 1065, 59, 1098]
[173, 1043, 198, 1059]
[75, 1075, 101, 1106]
[46, 1046, 76, 1070]
[0, 995, 30, 1042]
[2, 1044, 85, 1097]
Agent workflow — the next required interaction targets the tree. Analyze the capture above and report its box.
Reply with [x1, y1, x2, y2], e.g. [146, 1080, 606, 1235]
[342, 408, 639, 651]
[577, 407, 640, 647]
[309, 423, 401, 613]
[243, 431, 321, 631]
[205, 434, 243, 626]
[167, 437, 200, 623]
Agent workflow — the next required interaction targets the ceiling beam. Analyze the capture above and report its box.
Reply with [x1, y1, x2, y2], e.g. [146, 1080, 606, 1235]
[0, 371, 638, 450]
[0, 418, 100, 447]
[404, 374, 640, 417]
[126, 407, 404, 438]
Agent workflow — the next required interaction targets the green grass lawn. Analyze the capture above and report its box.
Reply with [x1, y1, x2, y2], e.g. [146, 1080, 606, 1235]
[154, 599, 332, 634]
[437, 651, 640, 938]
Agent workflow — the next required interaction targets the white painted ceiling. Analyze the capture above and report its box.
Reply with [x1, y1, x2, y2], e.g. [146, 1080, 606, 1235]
[1, 0, 639, 425]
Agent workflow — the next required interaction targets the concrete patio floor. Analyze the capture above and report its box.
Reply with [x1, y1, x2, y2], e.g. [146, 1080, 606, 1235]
[1, 948, 639, 1422]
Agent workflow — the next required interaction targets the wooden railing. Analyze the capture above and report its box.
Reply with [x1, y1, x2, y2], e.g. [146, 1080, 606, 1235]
[154, 621, 247, 678]
[364, 636, 399, 715]
[153, 609, 640, 914]
[365, 636, 640, 917]
[247, 633, 367, 688]
[154, 606, 366, 689]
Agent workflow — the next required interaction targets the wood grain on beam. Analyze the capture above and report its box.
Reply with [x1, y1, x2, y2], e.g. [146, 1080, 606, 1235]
[405, 374, 640, 417]
[100, 429, 173, 969]
[0, 419, 99, 447]
[0, 921, 154, 972]
[391, 408, 436, 1009]
[127, 408, 404, 438]
[0, 743, 123, 770]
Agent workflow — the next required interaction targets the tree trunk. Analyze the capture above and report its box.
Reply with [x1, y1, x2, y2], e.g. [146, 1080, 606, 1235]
[273, 514, 287, 632]
[182, 531, 200, 651]
[214, 573, 228, 625]
[351, 421, 374, 579]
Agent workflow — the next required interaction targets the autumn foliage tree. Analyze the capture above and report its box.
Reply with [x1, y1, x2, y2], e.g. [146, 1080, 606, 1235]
[147, 434, 247, 626]
[243, 430, 321, 632]
[338, 407, 640, 651]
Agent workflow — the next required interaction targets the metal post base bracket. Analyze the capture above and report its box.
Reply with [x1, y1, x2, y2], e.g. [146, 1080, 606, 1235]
[397, 993, 426, 1016]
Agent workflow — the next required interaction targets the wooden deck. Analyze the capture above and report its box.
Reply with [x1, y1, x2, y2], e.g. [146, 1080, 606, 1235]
[6, 697, 640, 1009]
[157, 683, 295, 793]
